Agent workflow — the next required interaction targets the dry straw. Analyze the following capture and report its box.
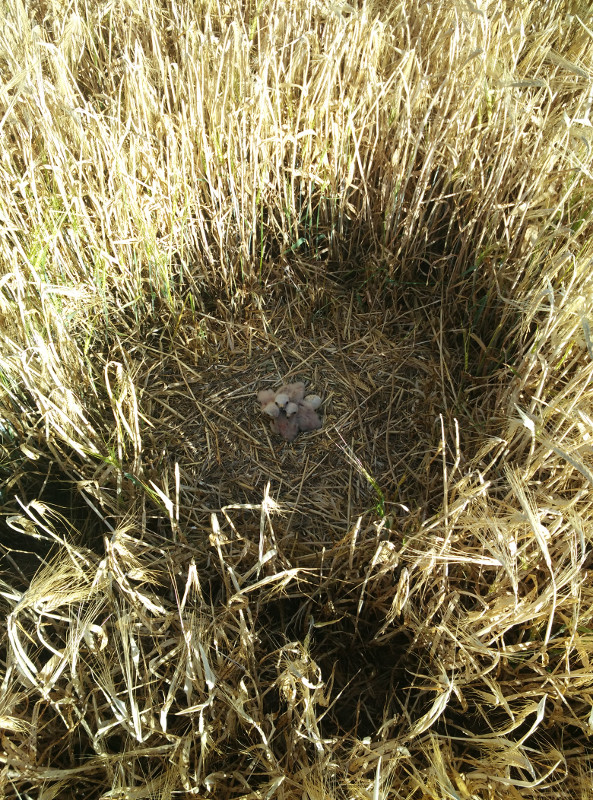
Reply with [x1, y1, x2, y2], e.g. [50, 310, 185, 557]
[1, 0, 593, 797]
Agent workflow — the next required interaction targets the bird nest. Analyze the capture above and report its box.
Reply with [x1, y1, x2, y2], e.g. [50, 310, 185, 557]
[144, 289, 460, 551]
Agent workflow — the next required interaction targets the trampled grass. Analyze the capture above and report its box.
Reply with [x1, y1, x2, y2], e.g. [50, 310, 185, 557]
[1, 0, 593, 797]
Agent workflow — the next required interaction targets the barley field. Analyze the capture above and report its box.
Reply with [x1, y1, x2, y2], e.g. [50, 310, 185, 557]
[1, 0, 593, 798]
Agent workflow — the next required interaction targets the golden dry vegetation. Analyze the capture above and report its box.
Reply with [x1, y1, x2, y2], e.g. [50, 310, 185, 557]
[1, 0, 593, 797]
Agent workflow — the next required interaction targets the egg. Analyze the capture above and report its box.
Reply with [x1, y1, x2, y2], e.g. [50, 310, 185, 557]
[303, 394, 322, 410]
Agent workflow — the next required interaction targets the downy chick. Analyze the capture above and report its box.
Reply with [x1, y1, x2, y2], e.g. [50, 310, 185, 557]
[296, 399, 322, 433]
[274, 392, 290, 410]
[262, 401, 280, 418]
[257, 389, 276, 407]
[277, 382, 305, 403]
[270, 411, 299, 441]
[285, 402, 298, 417]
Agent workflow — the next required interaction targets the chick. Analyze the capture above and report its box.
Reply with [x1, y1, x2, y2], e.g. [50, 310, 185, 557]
[257, 389, 276, 407]
[277, 382, 305, 403]
[285, 402, 298, 417]
[296, 400, 322, 433]
[274, 392, 290, 410]
[262, 401, 280, 418]
[270, 411, 299, 442]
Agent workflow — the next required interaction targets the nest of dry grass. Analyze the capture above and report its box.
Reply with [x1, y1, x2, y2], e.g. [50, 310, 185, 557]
[1, 0, 593, 798]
